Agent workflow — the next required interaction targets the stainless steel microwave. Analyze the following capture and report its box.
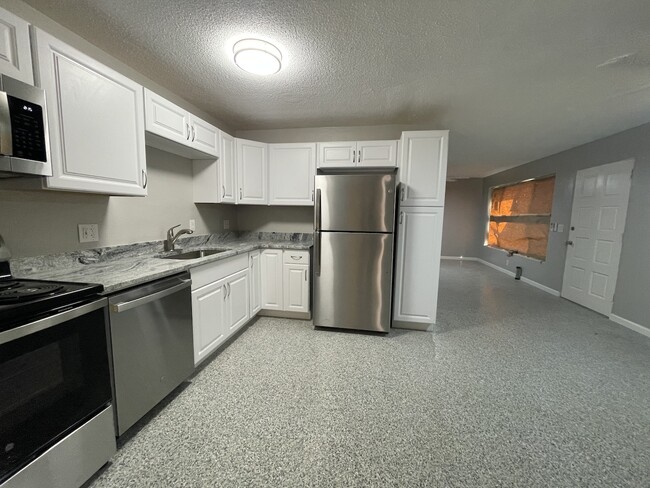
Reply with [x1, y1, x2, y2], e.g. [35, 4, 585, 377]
[0, 74, 51, 177]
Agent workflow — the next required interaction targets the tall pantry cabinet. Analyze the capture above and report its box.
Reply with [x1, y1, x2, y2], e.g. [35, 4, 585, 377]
[393, 131, 449, 330]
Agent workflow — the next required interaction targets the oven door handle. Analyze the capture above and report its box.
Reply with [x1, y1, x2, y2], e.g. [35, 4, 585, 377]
[110, 279, 191, 313]
[0, 298, 107, 346]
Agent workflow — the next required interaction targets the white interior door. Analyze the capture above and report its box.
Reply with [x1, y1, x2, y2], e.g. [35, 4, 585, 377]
[561, 159, 634, 316]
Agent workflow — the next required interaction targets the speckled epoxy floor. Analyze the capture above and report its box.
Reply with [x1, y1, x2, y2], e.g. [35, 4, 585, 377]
[86, 261, 650, 487]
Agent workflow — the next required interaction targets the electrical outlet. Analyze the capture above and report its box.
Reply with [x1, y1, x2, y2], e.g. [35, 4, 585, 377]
[558, 224, 565, 232]
[223, 219, 230, 230]
[189, 219, 196, 232]
[78, 224, 99, 243]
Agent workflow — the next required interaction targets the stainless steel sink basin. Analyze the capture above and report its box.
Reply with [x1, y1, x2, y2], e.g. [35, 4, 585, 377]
[159, 249, 229, 260]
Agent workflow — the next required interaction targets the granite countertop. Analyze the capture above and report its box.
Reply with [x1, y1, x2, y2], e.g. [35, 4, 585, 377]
[10, 232, 312, 294]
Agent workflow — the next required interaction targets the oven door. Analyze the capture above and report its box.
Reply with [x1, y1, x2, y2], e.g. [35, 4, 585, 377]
[0, 299, 112, 484]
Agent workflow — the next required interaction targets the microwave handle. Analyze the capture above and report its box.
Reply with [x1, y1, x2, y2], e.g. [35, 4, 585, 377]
[0, 91, 13, 156]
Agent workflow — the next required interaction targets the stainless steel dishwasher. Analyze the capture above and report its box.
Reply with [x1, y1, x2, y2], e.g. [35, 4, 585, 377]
[108, 272, 193, 436]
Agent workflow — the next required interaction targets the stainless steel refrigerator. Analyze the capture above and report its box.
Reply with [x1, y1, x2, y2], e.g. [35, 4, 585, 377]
[313, 170, 397, 332]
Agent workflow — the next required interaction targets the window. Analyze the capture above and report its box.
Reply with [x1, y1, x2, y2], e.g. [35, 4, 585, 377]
[487, 176, 555, 260]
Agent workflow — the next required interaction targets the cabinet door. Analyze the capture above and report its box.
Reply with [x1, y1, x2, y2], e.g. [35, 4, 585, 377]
[191, 279, 227, 365]
[399, 131, 448, 206]
[317, 141, 356, 168]
[269, 143, 315, 206]
[283, 263, 310, 313]
[236, 138, 267, 204]
[249, 251, 262, 316]
[190, 114, 219, 157]
[0, 7, 33, 84]
[33, 28, 147, 195]
[393, 207, 444, 325]
[260, 250, 283, 310]
[357, 140, 398, 167]
[144, 88, 190, 146]
[226, 269, 250, 333]
[220, 131, 236, 203]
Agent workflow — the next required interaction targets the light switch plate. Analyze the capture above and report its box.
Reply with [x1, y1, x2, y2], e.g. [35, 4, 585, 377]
[78, 224, 99, 243]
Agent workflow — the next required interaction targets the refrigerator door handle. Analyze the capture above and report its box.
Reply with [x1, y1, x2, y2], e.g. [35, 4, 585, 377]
[314, 230, 321, 276]
[314, 188, 322, 231]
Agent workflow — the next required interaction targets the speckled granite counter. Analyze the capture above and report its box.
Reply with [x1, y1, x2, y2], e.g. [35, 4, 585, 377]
[10, 232, 312, 294]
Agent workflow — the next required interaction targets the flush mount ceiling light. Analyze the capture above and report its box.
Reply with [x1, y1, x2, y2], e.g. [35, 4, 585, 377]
[233, 38, 282, 75]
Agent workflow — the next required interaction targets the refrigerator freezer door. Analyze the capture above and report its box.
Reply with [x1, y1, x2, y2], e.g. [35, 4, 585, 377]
[313, 231, 393, 332]
[315, 173, 396, 232]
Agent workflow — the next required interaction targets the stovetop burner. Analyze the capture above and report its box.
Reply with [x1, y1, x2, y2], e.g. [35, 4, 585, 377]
[0, 281, 21, 292]
[0, 274, 104, 331]
[0, 283, 64, 303]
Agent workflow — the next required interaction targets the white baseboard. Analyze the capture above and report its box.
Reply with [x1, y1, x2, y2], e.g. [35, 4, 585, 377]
[441, 256, 478, 261]
[475, 259, 561, 297]
[609, 314, 650, 338]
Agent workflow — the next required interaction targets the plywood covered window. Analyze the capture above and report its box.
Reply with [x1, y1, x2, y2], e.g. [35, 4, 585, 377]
[487, 176, 555, 260]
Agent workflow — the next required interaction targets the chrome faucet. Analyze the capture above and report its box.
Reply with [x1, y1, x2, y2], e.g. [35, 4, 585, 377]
[164, 224, 194, 251]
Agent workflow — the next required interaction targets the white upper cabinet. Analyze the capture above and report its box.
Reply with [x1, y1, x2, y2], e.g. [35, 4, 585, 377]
[357, 140, 398, 167]
[144, 88, 219, 158]
[318, 141, 356, 168]
[144, 88, 189, 145]
[269, 143, 316, 206]
[32, 28, 147, 195]
[236, 138, 267, 205]
[220, 131, 236, 203]
[318, 140, 398, 168]
[0, 7, 33, 84]
[192, 129, 236, 204]
[399, 130, 448, 207]
[190, 113, 219, 157]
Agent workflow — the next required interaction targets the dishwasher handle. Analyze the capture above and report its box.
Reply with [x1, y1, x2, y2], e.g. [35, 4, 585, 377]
[111, 279, 191, 313]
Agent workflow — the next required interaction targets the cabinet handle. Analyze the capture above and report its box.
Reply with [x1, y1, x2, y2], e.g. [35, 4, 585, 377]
[400, 185, 405, 201]
[186, 123, 190, 140]
[222, 185, 226, 198]
[304, 269, 307, 281]
[239, 188, 243, 200]
[142, 170, 147, 189]
[191, 125, 196, 142]
[291, 255, 302, 260]
[223, 285, 227, 300]
[311, 189, 314, 202]
[352, 150, 356, 164]
[399, 211, 404, 224]
[357, 150, 361, 163]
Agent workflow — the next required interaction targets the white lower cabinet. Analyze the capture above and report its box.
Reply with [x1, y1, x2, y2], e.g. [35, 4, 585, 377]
[260, 250, 283, 310]
[249, 251, 261, 316]
[393, 207, 444, 328]
[261, 249, 311, 317]
[191, 278, 227, 365]
[283, 264, 310, 313]
[190, 254, 250, 365]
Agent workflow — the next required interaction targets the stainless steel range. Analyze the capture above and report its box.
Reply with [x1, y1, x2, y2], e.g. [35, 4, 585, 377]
[0, 255, 115, 488]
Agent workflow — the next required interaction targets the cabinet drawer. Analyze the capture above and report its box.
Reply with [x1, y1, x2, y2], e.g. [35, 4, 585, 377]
[190, 254, 248, 290]
[282, 250, 310, 264]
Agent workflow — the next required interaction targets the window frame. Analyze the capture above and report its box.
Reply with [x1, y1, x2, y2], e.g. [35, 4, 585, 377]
[485, 174, 556, 261]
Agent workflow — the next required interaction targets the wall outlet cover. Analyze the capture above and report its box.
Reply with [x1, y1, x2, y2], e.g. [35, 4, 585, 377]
[189, 219, 196, 231]
[78, 224, 99, 243]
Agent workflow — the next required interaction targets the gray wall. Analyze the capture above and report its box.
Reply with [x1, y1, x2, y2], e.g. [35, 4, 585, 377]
[0, 147, 236, 257]
[441, 179, 484, 257]
[479, 122, 650, 329]
[237, 206, 313, 233]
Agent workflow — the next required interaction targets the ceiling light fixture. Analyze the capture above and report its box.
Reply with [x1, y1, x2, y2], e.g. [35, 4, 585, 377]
[233, 38, 282, 75]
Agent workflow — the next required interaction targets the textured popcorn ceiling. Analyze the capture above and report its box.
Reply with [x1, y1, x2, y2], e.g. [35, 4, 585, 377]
[23, 0, 650, 177]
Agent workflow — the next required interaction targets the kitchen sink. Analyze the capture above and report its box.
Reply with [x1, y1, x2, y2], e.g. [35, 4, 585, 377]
[159, 249, 229, 260]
